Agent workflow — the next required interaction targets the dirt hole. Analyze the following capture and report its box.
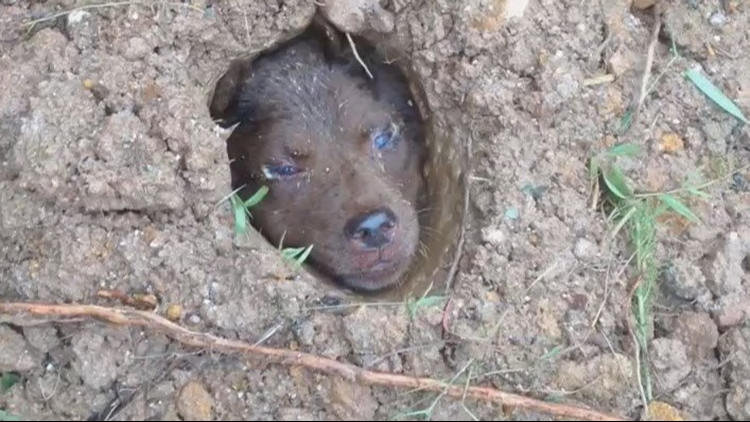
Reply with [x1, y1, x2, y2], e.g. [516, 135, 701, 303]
[207, 16, 464, 301]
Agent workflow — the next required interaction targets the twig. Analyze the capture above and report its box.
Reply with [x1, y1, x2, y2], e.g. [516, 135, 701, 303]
[462, 366, 480, 421]
[24, 0, 205, 28]
[624, 277, 649, 419]
[0, 302, 629, 422]
[346, 33, 373, 79]
[632, 4, 662, 129]
[445, 135, 472, 291]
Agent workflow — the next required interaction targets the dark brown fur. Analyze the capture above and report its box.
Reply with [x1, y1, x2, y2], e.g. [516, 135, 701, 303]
[221, 24, 426, 292]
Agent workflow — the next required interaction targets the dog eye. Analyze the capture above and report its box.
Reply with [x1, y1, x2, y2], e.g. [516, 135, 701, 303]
[262, 164, 302, 180]
[372, 125, 399, 151]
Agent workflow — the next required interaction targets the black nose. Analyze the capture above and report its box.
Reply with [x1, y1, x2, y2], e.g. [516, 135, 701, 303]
[345, 208, 398, 249]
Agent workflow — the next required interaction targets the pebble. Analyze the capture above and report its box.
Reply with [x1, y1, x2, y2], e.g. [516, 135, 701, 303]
[573, 238, 597, 260]
[709, 12, 727, 27]
[177, 381, 214, 421]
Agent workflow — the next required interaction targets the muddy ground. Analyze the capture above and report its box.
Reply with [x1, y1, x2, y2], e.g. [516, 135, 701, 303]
[1, 0, 749, 420]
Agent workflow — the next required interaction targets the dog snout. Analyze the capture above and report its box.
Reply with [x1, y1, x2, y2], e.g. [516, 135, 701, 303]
[344, 208, 398, 250]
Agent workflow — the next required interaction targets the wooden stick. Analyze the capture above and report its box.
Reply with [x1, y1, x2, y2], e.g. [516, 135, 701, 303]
[0, 302, 629, 422]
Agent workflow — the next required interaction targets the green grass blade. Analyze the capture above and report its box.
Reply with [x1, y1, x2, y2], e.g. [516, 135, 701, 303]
[540, 345, 563, 361]
[588, 160, 600, 180]
[611, 205, 636, 239]
[607, 143, 642, 157]
[658, 194, 700, 223]
[617, 107, 635, 134]
[230, 194, 248, 236]
[407, 295, 446, 318]
[0, 410, 21, 422]
[684, 68, 748, 124]
[282, 246, 305, 260]
[602, 166, 633, 199]
[688, 188, 711, 200]
[243, 185, 269, 208]
[294, 245, 314, 265]
[0, 374, 19, 393]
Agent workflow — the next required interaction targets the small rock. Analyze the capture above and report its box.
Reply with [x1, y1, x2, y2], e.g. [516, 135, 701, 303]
[327, 377, 378, 420]
[663, 259, 707, 301]
[702, 232, 748, 296]
[714, 298, 750, 329]
[651, 338, 691, 393]
[71, 331, 124, 390]
[67, 10, 90, 26]
[22, 326, 60, 354]
[632, 0, 657, 9]
[177, 381, 213, 421]
[718, 326, 750, 378]
[659, 133, 684, 153]
[343, 307, 407, 367]
[481, 227, 505, 245]
[647, 401, 684, 421]
[166, 304, 183, 322]
[573, 238, 597, 260]
[671, 312, 718, 361]
[0, 325, 42, 372]
[319, 0, 394, 34]
[708, 12, 727, 27]
[276, 408, 318, 421]
[553, 354, 635, 404]
[726, 379, 750, 420]
[124, 37, 150, 60]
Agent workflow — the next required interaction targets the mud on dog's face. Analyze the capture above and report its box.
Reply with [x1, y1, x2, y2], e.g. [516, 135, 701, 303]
[227, 49, 425, 292]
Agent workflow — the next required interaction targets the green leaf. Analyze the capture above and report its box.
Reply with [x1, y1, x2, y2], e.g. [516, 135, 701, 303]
[617, 107, 635, 134]
[607, 143, 642, 157]
[658, 194, 700, 223]
[294, 245, 314, 266]
[540, 345, 563, 361]
[230, 194, 248, 236]
[504, 207, 520, 220]
[588, 160, 600, 180]
[282, 246, 305, 260]
[685, 68, 748, 124]
[407, 295, 446, 318]
[611, 205, 637, 239]
[602, 166, 633, 199]
[0, 373, 19, 393]
[243, 185, 269, 208]
[687, 188, 711, 200]
[0, 410, 21, 422]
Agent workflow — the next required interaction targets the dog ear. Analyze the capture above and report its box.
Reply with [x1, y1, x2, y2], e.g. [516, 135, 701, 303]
[308, 14, 346, 60]
[209, 58, 252, 128]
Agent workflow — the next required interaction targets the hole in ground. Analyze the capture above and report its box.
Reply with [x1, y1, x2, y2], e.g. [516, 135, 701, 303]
[208, 15, 464, 300]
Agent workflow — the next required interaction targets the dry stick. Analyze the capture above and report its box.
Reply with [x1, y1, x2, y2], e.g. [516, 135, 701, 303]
[346, 33, 373, 79]
[445, 135, 472, 291]
[632, 4, 662, 127]
[624, 277, 649, 420]
[0, 302, 628, 422]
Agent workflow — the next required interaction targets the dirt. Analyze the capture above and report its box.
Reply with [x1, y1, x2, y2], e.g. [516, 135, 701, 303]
[0, 0, 749, 421]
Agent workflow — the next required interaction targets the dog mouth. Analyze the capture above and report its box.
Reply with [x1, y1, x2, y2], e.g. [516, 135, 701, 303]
[335, 255, 409, 292]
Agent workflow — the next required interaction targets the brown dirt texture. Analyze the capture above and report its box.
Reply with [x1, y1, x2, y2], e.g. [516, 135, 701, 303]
[1, 0, 749, 420]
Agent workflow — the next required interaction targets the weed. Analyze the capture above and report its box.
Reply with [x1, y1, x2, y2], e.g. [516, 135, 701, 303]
[684, 67, 748, 124]
[0, 373, 19, 393]
[0, 374, 21, 422]
[406, 295, 446, 319]
[390, 359, 474, 421]
[589, 142, 732, 406]
[281, 245, 314, 267]
[229, 185, 269, 237]
[0, 410, 21, 422]
[226, 185, 314, 267]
